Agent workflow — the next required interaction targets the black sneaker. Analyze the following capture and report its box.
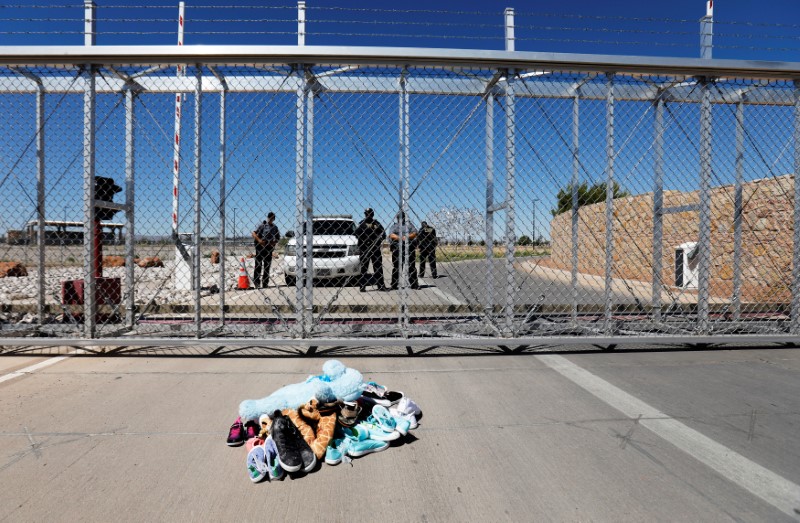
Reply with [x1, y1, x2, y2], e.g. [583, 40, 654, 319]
[270, 411, 302, 473]
[285, 418, 317, 472]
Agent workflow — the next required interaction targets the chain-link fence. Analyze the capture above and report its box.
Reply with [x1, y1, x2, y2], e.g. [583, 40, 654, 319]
[0, 54, 797, 345]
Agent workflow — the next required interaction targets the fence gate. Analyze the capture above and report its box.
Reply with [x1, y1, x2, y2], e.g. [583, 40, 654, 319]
[0, 50, 798, 348]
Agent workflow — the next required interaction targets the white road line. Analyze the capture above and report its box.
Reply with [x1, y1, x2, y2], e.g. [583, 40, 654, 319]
[419, 278, 463, 305]
[537, 354, 800, 518]
[0, 355, 71, 385]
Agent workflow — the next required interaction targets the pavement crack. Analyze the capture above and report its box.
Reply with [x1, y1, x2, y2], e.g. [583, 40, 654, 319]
[617, 414, 642, 450]
[747, 409, 757, 442]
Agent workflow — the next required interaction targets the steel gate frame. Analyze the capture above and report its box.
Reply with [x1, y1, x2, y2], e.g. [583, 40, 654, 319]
[0, 45, 798, 348]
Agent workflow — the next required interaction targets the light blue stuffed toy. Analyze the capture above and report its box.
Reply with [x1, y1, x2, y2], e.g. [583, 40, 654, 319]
[239, 359, 364, 422]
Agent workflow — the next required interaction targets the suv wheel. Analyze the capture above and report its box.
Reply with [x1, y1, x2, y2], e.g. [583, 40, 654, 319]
[285, 275, 296, 287]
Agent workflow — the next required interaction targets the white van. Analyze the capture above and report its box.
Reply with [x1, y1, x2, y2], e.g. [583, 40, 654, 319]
[283, 215, 360, 286]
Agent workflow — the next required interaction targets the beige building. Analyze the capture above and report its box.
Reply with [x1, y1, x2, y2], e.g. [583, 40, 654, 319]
[547, 175, 794, 304]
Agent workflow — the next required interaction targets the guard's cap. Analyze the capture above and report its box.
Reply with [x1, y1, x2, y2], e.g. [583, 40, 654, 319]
[364, 208, 374, 215]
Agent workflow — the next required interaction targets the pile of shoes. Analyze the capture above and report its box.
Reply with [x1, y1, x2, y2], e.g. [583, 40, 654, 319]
[227, 380, 422, 483]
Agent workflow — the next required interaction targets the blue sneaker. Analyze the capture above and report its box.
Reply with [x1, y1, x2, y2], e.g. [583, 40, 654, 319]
[372, 404, 410, 436]
[358, 417, 400, 441]
[246, 444, 268, 483]
[264, 437, 284, 480]
[346, 437, 389, 458]
[325, 436, 349, 466]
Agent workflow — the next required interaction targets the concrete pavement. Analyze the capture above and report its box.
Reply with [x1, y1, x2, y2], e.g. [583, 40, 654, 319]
[1, 348, 799, 521]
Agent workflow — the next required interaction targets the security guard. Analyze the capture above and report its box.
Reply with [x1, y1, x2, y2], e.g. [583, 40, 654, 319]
[388, 211, 419, 290]
[251, 212, 280, 288]
[417, 221, 438, 279]
[355, 208, 387, 292]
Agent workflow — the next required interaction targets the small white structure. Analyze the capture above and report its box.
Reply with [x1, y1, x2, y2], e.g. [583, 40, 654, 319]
[675, 242, 699, 289]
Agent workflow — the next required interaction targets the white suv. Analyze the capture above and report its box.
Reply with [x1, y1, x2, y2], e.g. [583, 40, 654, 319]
[283, 215, 360, 286]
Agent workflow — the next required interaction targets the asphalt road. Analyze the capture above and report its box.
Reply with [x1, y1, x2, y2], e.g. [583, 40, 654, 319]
[1, 347, 799, 521]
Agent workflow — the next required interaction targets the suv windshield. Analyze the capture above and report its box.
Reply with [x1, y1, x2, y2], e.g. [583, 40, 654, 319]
[302, 219, 355, 236]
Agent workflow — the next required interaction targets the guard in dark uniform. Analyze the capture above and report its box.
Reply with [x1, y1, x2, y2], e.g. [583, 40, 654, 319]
[252, 212, 280, 288]
[417, 221, 438, 279]
[388, 211, 419, 290]
[355, 208, 387, 292]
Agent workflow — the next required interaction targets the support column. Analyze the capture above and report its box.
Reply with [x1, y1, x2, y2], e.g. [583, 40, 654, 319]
[732, 100, 744, 322]
[791, 81, 800, 334]
[193, 65, 203, 338]
[83, 65, 96, 338]
[304, 81, 314, 333]
[652, 95, 665, 323]
[485, 91, 494, 317]
[294, 67, 307, 337]
[124, 87, 136, 329]
[35, 81, 45, 324]
[218, 79, 227, 325]
[603, 73, 615, 335]
[571, 92, 580, 323]
[399, 68, 410, 335]
[504, 70, 516, 337]
[698, 78, 713, 334]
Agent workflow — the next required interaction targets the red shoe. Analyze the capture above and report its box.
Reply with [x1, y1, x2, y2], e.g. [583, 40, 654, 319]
[227, 417, 245, 447]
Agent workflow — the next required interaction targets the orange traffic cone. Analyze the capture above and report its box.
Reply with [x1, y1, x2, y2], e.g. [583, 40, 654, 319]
[237, 257, 251, 290]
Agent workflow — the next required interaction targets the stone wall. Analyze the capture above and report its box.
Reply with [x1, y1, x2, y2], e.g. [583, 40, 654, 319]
[547, 175, 794, 304]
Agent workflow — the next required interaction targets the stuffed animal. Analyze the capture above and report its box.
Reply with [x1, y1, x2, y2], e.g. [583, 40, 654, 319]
[239, 360, 363, 422]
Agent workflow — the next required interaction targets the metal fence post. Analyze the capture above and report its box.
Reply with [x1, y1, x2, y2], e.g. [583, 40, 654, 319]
[485, 91, 495, 317]
[504, 8, 515, 52]
[304, 76, 315, 333]
[216, 74, 227, 325]
[792, 80, 800, 334]
[124, 86, 136, 329]
[399, 68, 410, 335]
[35, 79, 45, 324]
[700, 0, 713, 60]
[193, 64, 203, 338]
[603, 73, 615, 335]
[571, 91, 580, 323]
[84, 0, 95, 46]
[298, 1, 306, 47]
[652, 94, 664, 323]
[698, 77, 713, 334]
[83, 65, 96, 338]
[733, 99, 744, 322]
[294, 66, 307, 337]
[504, 70, 516, 337]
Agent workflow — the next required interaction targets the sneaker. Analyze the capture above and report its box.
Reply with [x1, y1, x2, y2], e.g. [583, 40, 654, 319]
[374, 404, 410, 436]
[347, 437, 389, 458]
[325, 436, 349, 466]
[389, 408, 418, 431]
[227, 417, 245, 447]
[394, 397, 422, 417]
[244, 420, 259, 440]
[361, 382, 404, 407]
[285, 416, 317, 473]
[246, 444, 268, 483]
[341, 424, 369, 442]
[264, 437, 284, 481]
[269, 411, 303, 473]
[391, 397, 421, 430]
[358, 417, 400, 442]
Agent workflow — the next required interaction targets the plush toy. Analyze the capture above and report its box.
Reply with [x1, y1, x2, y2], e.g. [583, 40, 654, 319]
[239, 360, 363, 422]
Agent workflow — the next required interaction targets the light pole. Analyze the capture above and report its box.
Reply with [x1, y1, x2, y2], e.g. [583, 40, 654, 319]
[532, 198, 539, 245]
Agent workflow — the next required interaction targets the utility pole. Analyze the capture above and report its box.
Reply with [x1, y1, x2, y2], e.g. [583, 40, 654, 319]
[532, 198, 539, 244]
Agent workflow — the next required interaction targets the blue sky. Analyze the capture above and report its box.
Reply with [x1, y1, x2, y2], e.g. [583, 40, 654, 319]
[0, 1, 797, 241]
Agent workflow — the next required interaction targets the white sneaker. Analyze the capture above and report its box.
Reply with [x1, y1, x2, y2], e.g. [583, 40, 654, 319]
[394, 397, 421, 416]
